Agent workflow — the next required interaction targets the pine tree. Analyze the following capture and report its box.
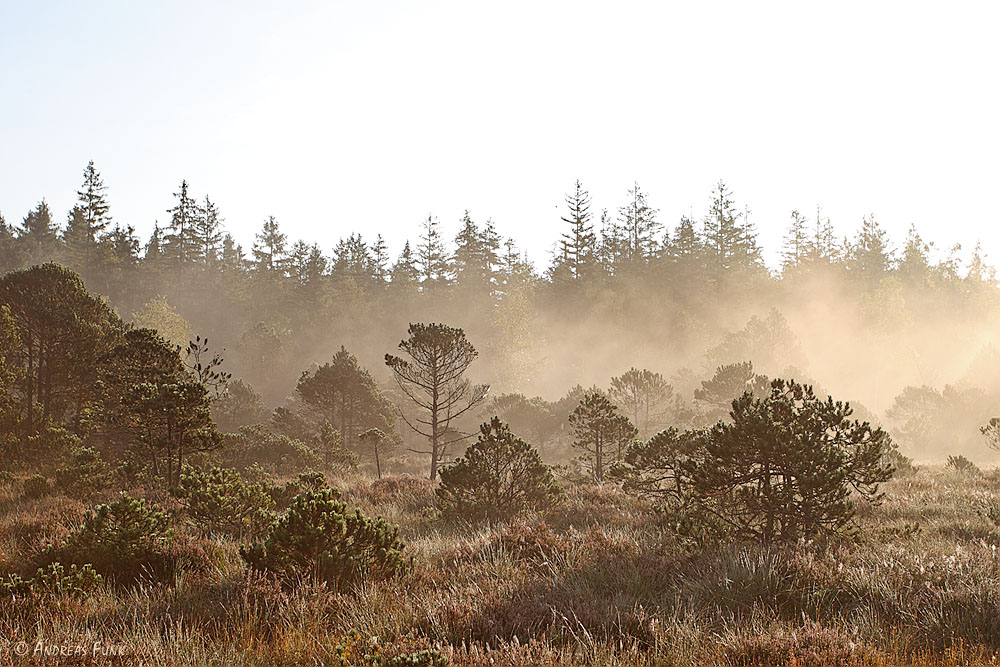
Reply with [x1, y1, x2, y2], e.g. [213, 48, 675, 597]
[617, 182, 661, 265]
[849, 214, 892, 284]
[296, 345, 396, 450]
[18, 200, 60, 264]
[193, 196, 224, 267]
[417, 215, 449, 288]
[219, 234, 247, 275]
[558, 180, 597, 282]
[703, 181, 761, 281]
[898, 225, 932, 288]
[252, 216, 288, 277]
[436, 417, 562, 521]
[371, 234, 389, 285]
[67, 161, 112, 273]
[390, 241, 419, 289]
[690, 379, 894, 541]
[781, 210, 809, 272]
[609, 368, 677, 439]
[164, 180, 201, 268]
[568, 392, 638, 482]
[385, 323, 489, 480]
[0, 212, 19, 273]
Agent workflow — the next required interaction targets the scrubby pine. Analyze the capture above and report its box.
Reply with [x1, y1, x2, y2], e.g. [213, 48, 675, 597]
[690, 379, 894, 541]
[241, 488, 408, 588]
[436, 417, 562, 521]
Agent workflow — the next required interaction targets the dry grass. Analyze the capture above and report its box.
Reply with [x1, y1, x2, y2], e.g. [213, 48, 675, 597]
[3, 469, 1000, 665]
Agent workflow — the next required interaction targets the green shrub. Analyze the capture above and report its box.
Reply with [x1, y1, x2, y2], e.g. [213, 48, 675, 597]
[241, 488, 408, 588]
[20, 425, 81, 467]
[334, 630, 447, 666]
[946, 454, 980, 475]
[22, 473, 51, 500]
[1, 562, 102, 599]
[171, 467, 276, 536]
[436, 417, 562, 521]
[54, 446, 113, 499]
[41, 493, 174, 584]
[267, 471, 331, 510]
[221, 425, 322, 474]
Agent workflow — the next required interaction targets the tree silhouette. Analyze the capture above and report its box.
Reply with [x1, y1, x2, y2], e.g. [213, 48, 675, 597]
[385, 323, 489, 480]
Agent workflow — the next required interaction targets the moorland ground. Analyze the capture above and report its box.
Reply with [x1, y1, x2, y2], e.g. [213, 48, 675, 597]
[3, 465, 1000, 666]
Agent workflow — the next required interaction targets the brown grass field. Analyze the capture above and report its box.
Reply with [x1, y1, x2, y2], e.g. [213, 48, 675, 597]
[3, 467, 1000, 666]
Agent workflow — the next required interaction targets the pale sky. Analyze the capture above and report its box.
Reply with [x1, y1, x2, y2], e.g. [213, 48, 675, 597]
[2, 1, 998, 269]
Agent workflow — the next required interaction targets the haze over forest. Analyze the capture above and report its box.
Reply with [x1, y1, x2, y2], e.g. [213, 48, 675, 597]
[3, 162, 999, 465]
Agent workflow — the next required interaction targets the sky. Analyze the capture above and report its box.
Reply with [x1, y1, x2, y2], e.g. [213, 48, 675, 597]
[2, 1, 999, 270]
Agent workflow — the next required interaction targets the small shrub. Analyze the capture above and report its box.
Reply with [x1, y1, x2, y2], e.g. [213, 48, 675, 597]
[314, 421, 359, 473]
[268, 471, 332, 509]
[946, 454, 980, 475]
[20, 425, 80, 467]
[22, 473, 51, 500]
[1, 562, 102, 599]
[884, 447, 917, 477]
[436, 417, 563, 522]
[40, 493, 174, 584]
[297, 470, 328, 491]
[171, 467, 276, 536]
[221, 425, 322, 474]
[54, 446, 113, 499]
[241, 488, 408, 588]
[334, 630, 447, 667]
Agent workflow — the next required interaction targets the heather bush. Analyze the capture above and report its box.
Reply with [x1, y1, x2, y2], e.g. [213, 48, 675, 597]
[40, 493, 174, 583]
[171, 466, 276, 536]
[436, 417, 562, 522]
[21, 473, 50, 500]
[241, 488, 408, 588]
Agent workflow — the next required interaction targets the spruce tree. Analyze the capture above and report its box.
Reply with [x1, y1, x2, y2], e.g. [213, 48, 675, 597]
[18, 200, 60, 264]
[558, 180, 597, 282]
[417, 215, 449, 288]
[164, 180, 201, 269]
[617, 182, 661, 265]
[390, 241, 419, 291]
[193, 196, 224, 267]
[781, 210, 809, 272]
[849, 214, 893, 285]
[0, 212, 19, 273]
[331, 234, 371, 284]
[371, 234, 390, 285]
[252, 216, 288, 277]
[64, 161, 112, 279]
